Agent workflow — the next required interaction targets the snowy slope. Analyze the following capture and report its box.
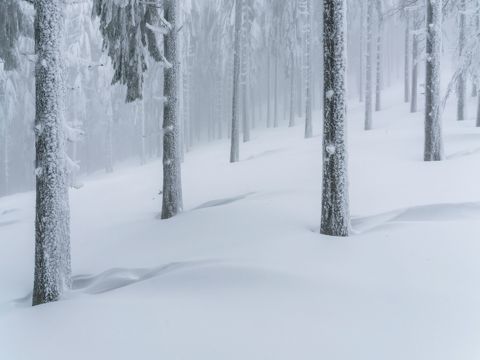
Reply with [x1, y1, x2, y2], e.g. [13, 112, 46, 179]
[2, 86, 480, 359]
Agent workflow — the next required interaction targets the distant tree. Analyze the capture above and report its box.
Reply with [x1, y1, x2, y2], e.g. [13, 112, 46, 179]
[364, 0, 374, 130]
[230, 0, 242, 163]
[457, 0, 467, 121]
[302, 0, 313, 138]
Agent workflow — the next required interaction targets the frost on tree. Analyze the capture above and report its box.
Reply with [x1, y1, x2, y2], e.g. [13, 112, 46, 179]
[457, 0, 467, 121]
[364, 0, 374, 130]
[303, 0, 313, 138]
[33, 0, 72, 306]
[0, 0, 27, 71]
[93, 0, 162, 102]
[424, 0, 444, 161]
[321, 0, 350, 237]
[161, 0, 183, 219]
[230, 0, 243, 163]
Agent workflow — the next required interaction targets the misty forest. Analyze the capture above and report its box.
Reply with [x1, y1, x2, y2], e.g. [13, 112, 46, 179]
[1, 0, 480, 359]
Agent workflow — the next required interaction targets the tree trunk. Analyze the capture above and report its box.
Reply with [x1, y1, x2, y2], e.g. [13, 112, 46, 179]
[289, 52, 295, 127]
[266, 49, 271, 128]
[304, 0, 313, 138]
[274, 50, 279, 128]
[321, 0, 350, 237]
[375, 2, 383, 112]
[404, 15, 410, 103]
[32, 0, 71, 306]
[230, 0, 242, 162]
[457, 0, 466, 121]
[359, 0, 365, 102]
[162, 0, 183, 219]
[410, 12, 419, 113]
[424, 0, 444, 161]
[364, 0, 373, 130]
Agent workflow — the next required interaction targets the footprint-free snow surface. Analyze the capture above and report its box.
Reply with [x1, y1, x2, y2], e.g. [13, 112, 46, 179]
[2, 87, 480, 360]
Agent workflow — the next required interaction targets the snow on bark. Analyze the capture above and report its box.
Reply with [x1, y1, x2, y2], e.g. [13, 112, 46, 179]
[33, 0, 71, 306]
[321, 0, 350, 237]
[404, 7, 410, 103]
[162, 0, 183, 219]
[304, 0, 313, 138]
[457, 0, 467, 121]
[230, 0, 242, 163]
[364, 0, 374, 130]
[424, 0, 444, 162]
[375, 0, 383, 112]
[411, 10, 420, 113]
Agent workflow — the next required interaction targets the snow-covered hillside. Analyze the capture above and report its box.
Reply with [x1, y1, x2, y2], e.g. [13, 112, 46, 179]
[1, 87, 480, 360]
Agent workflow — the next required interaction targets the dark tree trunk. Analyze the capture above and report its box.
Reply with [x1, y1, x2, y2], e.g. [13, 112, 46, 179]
[321, 0, 350, 237]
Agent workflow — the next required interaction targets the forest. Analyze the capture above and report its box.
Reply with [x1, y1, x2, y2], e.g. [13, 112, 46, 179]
[1, 0, 480, 359]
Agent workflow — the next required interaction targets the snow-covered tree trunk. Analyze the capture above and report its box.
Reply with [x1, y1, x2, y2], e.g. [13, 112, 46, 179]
[375, 3, 383, 112]
[473, 3, 479, 98]
[230, 0, 242, 163]
[404, 10, 410, 103]
[267, 49, 271, 128]
[304, 0, 313, 138]
[364, 0, 374, 130]
[457, 0, 467, 121]
[359, 0, 365, 102]
[321, 0, 350, 237]
[161, 0, 183, 219]
[241, 1, 250, 142]
[274, 48, 279, 128]
[410, 11, 419, 113]
[424, 0, 444, 161]
[32, 0, 72, 306]
[289, 52, 295, 127]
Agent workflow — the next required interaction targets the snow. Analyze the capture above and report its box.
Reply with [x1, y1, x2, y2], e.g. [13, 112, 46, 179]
[2, 85, 480, 359]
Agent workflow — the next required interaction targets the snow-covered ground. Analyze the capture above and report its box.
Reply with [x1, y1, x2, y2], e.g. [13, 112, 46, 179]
[2, 86, 480, 360]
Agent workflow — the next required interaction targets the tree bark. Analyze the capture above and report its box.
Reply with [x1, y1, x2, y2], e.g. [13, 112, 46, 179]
[457, 0, 466, 121]
[404, 15, 410, 103]
[364, 0, 373, 130]
[304, 0, 313, 138]
[33, 0, 71, 306]
[230, 0, 242, 162]
[162, 0, 183, 219]
[321, 0, 350, 237]
[424, 0, 444, 161]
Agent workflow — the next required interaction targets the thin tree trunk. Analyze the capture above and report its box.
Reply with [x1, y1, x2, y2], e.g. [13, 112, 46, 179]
[321, 0, 350, 237]
[424, 0, 444, 161]
[274, 50, 279, 128]
[267, 49, 271, 128]
[457, 0, 466, 121]
[364, 0, 373, 130]
[359, 0, 365, 102]
[230, 0, 242, 162]
[289, 52, 295, 127]
[404, 15, 410, 103]
[33, 0, 71, 306]
[375, 10, 383, 112]
[411, 12, 419, 113]
[304, 0, 313, 138]
[162, 0, 183, 219]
